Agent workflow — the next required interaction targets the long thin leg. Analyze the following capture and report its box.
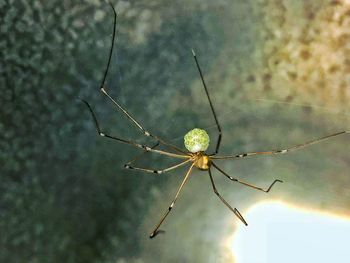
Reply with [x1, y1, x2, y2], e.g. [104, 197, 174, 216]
[208, 168, 248, 226]
[211, 162, 283, 193]
[123, 141, 178, 173]
[150, 163, 195, 238]
[100, 89, 188, 155]
[192, 49, 222, 155]
[99, 1, 116, 93]
[97, 3, 188, 155]
[125, 142, 160, 165]
[81, 99, 188, 159]
[124, 158, 191, 174]
[211, 131, 349, 160]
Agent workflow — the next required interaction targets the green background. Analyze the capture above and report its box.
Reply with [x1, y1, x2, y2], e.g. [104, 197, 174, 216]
[1, 0, 349, 262]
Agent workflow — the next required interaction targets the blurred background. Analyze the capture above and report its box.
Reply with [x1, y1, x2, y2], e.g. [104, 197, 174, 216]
[1, 0, 349, 262]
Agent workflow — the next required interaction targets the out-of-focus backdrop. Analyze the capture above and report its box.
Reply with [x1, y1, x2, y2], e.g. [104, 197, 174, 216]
[1, 0, 349, 262]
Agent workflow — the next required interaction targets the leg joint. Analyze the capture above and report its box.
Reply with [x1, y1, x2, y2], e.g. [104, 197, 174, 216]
[141, 145, 151, 151]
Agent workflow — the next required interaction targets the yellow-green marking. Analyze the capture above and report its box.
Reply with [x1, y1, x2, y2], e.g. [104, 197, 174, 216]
[184, 128, 210, 153]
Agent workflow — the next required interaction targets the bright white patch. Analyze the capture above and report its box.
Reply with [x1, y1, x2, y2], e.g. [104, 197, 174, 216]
[190, 143, 202, 153]
[232, 202, 350, 263]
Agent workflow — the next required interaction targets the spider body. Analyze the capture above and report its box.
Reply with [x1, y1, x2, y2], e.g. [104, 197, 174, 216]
[184, 128, 210, 153]
[184, 128, 211, 170]
[82, 2, 349, 239]
[192, 152, 210, 170]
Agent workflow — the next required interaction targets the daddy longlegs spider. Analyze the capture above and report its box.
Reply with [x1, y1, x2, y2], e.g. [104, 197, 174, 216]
[82, 2, 349, 239]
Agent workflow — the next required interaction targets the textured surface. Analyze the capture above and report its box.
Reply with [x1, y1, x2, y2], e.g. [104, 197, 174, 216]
[184, 128, 210, 152]
[1, 0, 350, 262]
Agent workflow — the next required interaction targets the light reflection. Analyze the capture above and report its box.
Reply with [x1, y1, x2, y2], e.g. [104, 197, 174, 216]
[231, 201, 350, 263]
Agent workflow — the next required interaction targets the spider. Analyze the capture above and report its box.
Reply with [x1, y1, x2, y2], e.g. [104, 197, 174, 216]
[82, 2, 349, 239]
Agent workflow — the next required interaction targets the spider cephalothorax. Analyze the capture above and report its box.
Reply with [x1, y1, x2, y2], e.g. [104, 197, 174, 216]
[192, 152, 210, 170]
[83, 1, 349, 239]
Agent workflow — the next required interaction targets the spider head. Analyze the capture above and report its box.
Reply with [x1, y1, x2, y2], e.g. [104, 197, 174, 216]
[184, 128, 210, 153]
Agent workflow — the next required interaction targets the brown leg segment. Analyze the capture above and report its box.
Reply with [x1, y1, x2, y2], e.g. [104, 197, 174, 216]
[211, 162, 283, 193]
[150, 163, 195, 238]
[208, 168, 248, 226]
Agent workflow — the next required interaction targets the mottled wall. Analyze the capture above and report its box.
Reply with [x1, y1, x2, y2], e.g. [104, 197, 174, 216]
[1, 0, 349, 263]
[257, 0, 350, 112]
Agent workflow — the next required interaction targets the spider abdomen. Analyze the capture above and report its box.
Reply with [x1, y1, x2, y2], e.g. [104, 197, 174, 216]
[184, 128, 210, 153]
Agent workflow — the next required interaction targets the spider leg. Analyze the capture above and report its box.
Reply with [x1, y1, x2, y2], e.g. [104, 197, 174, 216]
[208, 168, 248, 226]
[125, 142, 160, 165]
[150, 163, 195, 239]
[97, 3, 187, 155]
[99, 1, 116, 95]
[124, 158, 191, 174]
[192, 49, 222, 155]
[211, 162, 283, 193]
[81, 99, 188, 159]
[211, 131, 349, 160]
[123, 142, 162, 173]
[100, 88, 188, 155]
